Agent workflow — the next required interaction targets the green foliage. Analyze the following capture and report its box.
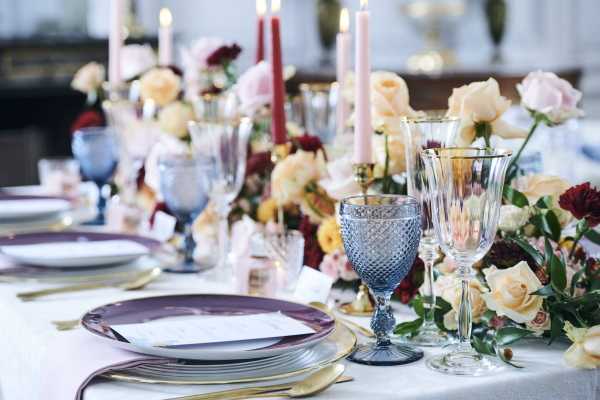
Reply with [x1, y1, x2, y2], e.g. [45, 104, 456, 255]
[503, 186, 529, 208]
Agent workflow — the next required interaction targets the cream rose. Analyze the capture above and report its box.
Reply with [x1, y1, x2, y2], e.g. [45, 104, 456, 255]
[517, 70, 584, 124]
[370, 71, 423, 135]
[482, 262, 543, 323]
[374, 133, 406, 175]
[498, 205, 531, 233]
[71, 62, 105, 93]
[140, 68, 181, 107]
[158, 101, 195, 138]
[447, 78, 527, 145]
[435, 275, 488, 330]
[121, 44, 157, 81]
[319, 154, 361, 201]
[563, 322, 600, 369]
[271, 150, 325, 205]
[513, 174, 572, 226]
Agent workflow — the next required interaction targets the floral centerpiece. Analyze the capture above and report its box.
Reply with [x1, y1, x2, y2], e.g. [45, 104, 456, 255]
[395, 71, 600, 369]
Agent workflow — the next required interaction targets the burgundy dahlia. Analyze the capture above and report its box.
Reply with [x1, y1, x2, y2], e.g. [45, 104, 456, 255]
[298, 215, 324, 269]
[70, 109, 104, 134]
[206, 44, 242, 66]
[559, 182, 600, 227]
[293, 134, 324, 154]
[394, 257, 424, 304]
[246, 151, 273, 176]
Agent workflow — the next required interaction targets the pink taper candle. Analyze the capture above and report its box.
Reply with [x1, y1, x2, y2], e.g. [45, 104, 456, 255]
[108, 0, 124, 87]
[336, 8, 351, 137]
[158, 8, 173, 66]
[353, 0, 372, 164]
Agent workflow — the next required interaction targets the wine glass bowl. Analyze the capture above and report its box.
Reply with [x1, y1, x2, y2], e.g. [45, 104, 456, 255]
[159, 154, 214, 273]
[339, 194, 423, 365]
[401, 112, 459, 347]
[421, 147, 512, 376]
[71, 127, 119, 224]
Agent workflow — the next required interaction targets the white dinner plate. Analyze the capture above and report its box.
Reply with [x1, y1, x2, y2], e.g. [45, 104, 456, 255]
[0, 198, 71, 222]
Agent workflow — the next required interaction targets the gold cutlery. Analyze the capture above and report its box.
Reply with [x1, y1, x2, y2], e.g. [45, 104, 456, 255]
[16, 267, 161, 301]
[52, 318, 81, 331]
[165, 364, 346, 400]
[310, 302, 375, 338]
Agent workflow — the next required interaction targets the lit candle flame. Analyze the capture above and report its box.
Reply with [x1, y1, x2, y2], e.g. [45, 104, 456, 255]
[272, 0, 281, 13]
[256, 0, 267, 16]
[159, 8, 172, 27]
[360, 0, 368, 11]
[339, 8, 349, 32]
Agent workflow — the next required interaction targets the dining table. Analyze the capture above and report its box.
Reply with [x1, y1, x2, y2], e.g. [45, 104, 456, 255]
[0, 246, 598, 400]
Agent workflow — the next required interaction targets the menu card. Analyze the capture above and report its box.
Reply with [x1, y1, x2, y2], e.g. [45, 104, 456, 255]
[111, 312, 316, 348]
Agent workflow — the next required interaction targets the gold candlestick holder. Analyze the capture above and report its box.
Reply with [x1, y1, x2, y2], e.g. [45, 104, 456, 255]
[338, 162, 376, 317]
[271, 142, 292, 230]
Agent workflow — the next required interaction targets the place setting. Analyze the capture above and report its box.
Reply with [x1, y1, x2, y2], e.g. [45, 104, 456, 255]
[1, 0, 599, 399]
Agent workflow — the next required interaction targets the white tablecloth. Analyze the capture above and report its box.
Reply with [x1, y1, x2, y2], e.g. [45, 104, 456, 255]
[0, 267, 598, 400]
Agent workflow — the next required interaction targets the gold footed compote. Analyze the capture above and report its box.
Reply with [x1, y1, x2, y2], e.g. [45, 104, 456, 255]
[421, 148, 511, 375]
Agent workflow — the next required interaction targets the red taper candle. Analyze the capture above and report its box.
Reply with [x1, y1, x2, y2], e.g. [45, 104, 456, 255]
[270, 0, 287, 145]
[256, 0, 266, 63]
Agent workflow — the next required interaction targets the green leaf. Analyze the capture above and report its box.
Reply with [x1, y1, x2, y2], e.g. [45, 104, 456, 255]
[544, 238, 554, 264]
[480, 310, 497, 326]
[544, 210, 562, 242]
[549, 314, 564, 344]
[550, 254, 567, 293]
[532, 285, 555, 297]
[472, 335, 495, 356]
[433, 297, 452, 332]
[503, 186, 529, 208]
[584, 229, 600, 246]
[495, 327, 533, 346]
[409, 295, 425, 318]
[393, 318, 423, 336]
[510, 237, 544, 267]
[535, 196, 553, 209]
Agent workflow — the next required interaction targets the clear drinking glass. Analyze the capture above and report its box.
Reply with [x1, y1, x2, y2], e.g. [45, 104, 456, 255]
[37, 158, 81, 197]
[340, 194, 423, 365]
[71, 127, 119, 224]
[189, 118, 252, 276]
[401, 112, 459, 347]
[421, 147, 512, 376]
[193, 92, 239, 123]
[159, 154, 214, 273]
[300, 83, 336, 144]
[264, 230, 306, 292]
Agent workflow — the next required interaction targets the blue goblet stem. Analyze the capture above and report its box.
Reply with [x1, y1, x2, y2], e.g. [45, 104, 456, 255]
[372, 292, 396, 348]
[182, 219, 196, 268]
[94, 182, 107, 225]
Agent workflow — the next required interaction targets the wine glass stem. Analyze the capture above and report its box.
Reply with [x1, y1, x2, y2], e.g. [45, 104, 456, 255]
[457, 272, 473, 349]
[218, 212, 230, 269]
[421, 246, 438, 326]
[183, 220, 195, 265]
[372, 292, 395, 347]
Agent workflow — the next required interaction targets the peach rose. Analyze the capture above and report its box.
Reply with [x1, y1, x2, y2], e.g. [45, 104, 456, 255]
[447, 78, 527, 145]
[564, 322, 600, 369]
[140, 68, 181, 107]
[271, 150, 325, 206]
[482, 262, 543, 323]
[71, 62, 105, 93]
[158, 101, 195, 138]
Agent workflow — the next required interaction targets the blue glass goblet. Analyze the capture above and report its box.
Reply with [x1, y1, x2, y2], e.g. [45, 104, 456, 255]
[71, 127, 119, 225]
[159, 154, 213, 273]
[340, 194, 423, 365]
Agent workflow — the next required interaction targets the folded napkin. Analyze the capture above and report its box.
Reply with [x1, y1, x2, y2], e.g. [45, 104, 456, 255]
[39, 330, 167, 400]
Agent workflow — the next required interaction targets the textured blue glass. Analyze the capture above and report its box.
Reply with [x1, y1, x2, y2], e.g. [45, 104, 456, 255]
[71, 127, 119, 224]
[339, 195, 423, 365]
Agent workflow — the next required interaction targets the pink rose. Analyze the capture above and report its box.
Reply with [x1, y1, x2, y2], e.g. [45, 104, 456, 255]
[517, 70, 584, 124]
[181, 37, 226, 71]
[236, 61, 273, 116]
[319, 251, 342, 281]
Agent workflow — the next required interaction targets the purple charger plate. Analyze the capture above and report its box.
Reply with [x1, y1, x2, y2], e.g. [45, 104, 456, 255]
[81, 294, 335, 358]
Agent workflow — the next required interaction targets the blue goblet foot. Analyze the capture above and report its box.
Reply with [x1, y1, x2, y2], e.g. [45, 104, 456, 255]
[349, 343, 424, 366]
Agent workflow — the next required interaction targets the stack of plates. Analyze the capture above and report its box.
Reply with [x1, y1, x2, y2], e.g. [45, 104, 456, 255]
[80, 294, 355, 384]
[0, 231, 161, 282]
[0, 195, 74, 234]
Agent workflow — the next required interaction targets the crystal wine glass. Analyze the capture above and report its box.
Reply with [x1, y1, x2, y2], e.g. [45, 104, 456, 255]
[340, 194, 423, 365]
[71, 127, 119, 225]
[159, 154, 214, 273]
[401, 112, 459, 347]
[189, 118, 252, 274]
[421, 147, 512, 375]
[300, 83, 336, 144]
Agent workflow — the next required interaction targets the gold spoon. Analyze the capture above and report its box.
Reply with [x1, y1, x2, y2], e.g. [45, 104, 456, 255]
[52, 319, 81, 331]
[310, 302, 375, 338]
[166, 364, 346, 400]
[17, 267, 161, 301]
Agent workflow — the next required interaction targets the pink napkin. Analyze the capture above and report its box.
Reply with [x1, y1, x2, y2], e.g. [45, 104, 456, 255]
[39, 329, 168, 400]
